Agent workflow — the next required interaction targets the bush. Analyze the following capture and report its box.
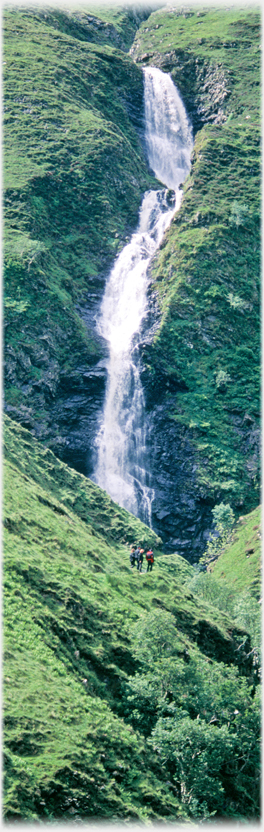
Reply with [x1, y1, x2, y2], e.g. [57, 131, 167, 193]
[211, 502, 235, 528]
[229, 200, 249, 227]
[215, 370, 231, 390]
[199, 503, 235, 568]
[129, 610, 179, 663]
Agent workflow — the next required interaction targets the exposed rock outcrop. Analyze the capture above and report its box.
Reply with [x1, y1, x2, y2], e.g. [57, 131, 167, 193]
[4, 5, 260, 563]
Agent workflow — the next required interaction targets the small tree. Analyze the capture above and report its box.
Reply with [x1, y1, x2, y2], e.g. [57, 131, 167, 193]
[200, 502, 235, 567]
[130, 610, 179, 663]
[229, 200, 249, 227]
[215, 369, 231, 390]
[211, 502, 235, 529]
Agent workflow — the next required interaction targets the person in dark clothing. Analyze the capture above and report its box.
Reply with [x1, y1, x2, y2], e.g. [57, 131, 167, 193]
[138, 548, 144, 572]
[130, 547, 136, 568]
[146, 549, 154, 572]
[134, 547, 141, 569]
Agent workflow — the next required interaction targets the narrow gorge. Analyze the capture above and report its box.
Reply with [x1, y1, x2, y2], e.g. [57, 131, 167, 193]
[4, 3, 260, 560]
[3, 4, 261, 824]
[93, 67, 193, 527]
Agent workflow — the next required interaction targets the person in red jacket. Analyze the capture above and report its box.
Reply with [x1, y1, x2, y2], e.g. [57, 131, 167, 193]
[146, 549, 154, 572]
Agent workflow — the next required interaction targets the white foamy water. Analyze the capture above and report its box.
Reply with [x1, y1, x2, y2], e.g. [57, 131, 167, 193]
[93, 67, 193, 524]
[144, 66, 193, 191]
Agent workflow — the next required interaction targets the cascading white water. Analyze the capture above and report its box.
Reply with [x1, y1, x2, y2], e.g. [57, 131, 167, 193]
[93, 67, 193, 524]
[144, 67, 193, 191]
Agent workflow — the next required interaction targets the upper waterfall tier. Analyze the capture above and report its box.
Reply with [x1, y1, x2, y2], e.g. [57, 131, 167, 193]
[144, 66, 193, 191]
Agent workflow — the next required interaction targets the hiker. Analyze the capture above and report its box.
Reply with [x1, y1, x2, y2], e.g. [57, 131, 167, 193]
[146, 549, 154, 572]
[138, 548, 144, 572]
[134, 546, 141, 570]
[130, 547, 136, 568]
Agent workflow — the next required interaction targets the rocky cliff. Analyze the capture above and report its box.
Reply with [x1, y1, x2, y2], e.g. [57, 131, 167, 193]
[131, 5, 260, 556]
[4, 4, 260, 559]
[4, 4, 158, 459]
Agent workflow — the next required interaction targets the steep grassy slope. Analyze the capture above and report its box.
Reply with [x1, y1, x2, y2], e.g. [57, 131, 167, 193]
[209, 505, 261, 594]
[3, 415, 261, 821]
[132, 5, 260, 516]
[3, 8, 261, 820]
[164, 504, 261, 604]
[3, 5, 157, 443]
[186, 506, 261, 659]
[4, 4, 260, 555]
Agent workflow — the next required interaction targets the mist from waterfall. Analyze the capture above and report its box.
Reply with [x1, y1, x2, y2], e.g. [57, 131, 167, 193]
[93, 67, 193, 524]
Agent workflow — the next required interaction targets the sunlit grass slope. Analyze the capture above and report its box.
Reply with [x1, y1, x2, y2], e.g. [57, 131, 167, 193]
[133, 4, 261, 514]
[3, 5, 157, 436]
[4, 415, 260, 821]
[210, 505, 261, 598]
[161, 503, 261, 604]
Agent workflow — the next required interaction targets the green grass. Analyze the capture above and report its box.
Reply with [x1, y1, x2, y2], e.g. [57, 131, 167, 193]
[3, 4, 260, 520]
[133, 5, 260, 514]
[3, 7, 261, 819]
[3, 414, 261, 820]
[210, 505, 261, 597]
[3, 5, 157, 431]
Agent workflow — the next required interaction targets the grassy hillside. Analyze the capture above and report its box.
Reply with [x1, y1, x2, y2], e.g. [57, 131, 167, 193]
[209, 505, 261, 596]
[3, 4, 157, 440]
[3, 8, 261, 819]
[3, 415, 261, 821]
[133, 4, 260, 514]
[3, 3, 260, 552]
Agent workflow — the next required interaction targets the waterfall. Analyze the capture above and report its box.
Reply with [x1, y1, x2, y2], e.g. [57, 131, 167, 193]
[93, 67, 193, 524]
[144, 67, 193, 191]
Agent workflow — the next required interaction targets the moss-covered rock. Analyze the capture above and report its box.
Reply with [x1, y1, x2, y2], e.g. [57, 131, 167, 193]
[3, 5, 157, 450]
[131, 5, 260, 551]
[3, 4, 261, 555]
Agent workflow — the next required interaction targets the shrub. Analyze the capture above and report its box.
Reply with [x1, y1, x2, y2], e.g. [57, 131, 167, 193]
[215, 370, 231, 390]
[229, 200, 249, 227]
[200, 502, 235, 566]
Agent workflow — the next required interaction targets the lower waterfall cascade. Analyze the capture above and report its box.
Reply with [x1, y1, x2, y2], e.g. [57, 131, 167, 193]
[93, 66, 193, 525]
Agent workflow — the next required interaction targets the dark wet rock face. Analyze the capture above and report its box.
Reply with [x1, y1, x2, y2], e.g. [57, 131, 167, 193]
[51, 359, 107, 477]
[5, 323, 108, 479]
[145, 405, 212, 560]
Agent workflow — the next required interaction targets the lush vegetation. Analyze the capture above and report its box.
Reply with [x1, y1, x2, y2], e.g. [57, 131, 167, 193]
[3, 4, 157, 439]
[3, 3, 260, 528]
[3, 415, 261, 821]
[3, 5, 261, 823]
[133, 4, 261, 514]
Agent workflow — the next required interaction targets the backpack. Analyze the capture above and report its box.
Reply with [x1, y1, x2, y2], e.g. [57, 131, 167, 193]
[146, 550, 154, 563]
